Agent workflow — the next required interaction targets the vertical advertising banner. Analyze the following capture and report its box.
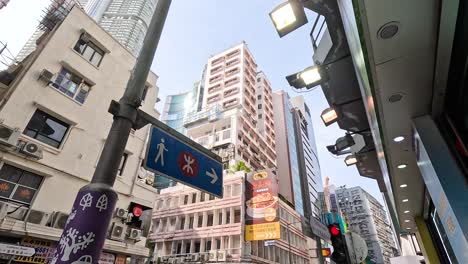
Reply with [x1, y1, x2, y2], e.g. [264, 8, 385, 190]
[245, 169, 281, 241]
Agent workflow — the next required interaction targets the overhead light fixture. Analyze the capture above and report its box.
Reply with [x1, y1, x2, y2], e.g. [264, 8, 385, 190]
[326, 134, 355, 156]
[321, 107, 338, 126]
[402, 199, 409, 203]
[286, 65, 328, 90]
[404, 210, 410, 214]
[400, 184, 408, 188]
[404, 220, 410, 223]
[393, 136, 405, 142]
[269, 0, 308, 38]
[344, 155, 358, 166]
[406, 227, 411, 230]
[397, 164, 407, 169]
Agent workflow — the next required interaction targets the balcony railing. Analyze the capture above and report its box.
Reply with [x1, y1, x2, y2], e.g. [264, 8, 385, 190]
[183, 104, 221, 126]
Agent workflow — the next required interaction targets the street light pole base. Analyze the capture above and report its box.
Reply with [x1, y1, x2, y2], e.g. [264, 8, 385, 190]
[51, 183, 118, 264]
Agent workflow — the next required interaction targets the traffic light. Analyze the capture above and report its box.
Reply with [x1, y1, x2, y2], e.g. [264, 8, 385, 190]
[328, 224, 347, 264]
[322, 248, 331, 257]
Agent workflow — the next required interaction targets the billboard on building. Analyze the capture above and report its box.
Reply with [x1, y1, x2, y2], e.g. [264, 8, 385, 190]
[245, 169, 281, 241]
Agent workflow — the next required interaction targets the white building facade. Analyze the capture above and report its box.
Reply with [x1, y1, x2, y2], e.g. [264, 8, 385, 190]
[335, 187, 398, 264]
[0, 7, 159, 263]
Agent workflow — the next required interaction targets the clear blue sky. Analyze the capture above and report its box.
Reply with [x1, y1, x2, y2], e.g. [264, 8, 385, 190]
[0, 0, 382, 202]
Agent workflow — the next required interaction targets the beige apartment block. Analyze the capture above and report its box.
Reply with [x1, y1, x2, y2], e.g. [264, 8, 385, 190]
[0, 6, 159, 263]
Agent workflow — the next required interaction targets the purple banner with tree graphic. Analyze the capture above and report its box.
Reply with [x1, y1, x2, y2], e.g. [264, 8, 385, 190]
[51, 184, 118, 264]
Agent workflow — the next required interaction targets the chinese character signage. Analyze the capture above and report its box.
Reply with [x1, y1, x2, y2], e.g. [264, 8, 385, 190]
[15, 238, 55, 264]
[245, 170, 280, 241]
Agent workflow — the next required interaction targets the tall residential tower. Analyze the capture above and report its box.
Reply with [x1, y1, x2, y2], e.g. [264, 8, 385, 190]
[16, 0, 157, 61]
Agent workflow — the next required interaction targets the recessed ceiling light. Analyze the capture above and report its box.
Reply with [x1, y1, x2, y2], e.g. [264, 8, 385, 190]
[404, 220, 410, 223]
[397, 164, 407, 169]
[406, 227, 411, 230]
[404, 210, 410, 214]
[400, 184, 408, 188]
[378, 21, 400, 39]
[393, 136, 405, 142]
[402, 199, 409, 202]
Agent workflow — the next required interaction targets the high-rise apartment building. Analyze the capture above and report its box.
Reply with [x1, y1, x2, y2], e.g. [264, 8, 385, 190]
[16, 0, 156, 61]
[149, 43, 313, 263]
[290, 96, 323, 218]
[272, 91, 304, 215]
[183, 42, 276, 171]
[0, 6, 159, 262]
[335, 186, 398, 264]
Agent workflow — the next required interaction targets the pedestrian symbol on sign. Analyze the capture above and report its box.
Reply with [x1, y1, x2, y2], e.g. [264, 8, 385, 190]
[154, 138, 168, 166]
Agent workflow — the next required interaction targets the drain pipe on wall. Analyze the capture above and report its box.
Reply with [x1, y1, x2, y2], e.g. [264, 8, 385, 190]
[130, 126, 151, 197]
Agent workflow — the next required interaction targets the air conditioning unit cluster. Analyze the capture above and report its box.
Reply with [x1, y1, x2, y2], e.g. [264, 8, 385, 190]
[110, 222, 126, 241]
[127, 228, 142, 241]
[0, 124, 20, 148]
[19, 141, 44, 159]
[0, 201, 62, 227]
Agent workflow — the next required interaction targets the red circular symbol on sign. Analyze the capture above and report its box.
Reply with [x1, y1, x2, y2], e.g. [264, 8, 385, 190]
[133, 205, 143, 217]
[177, 151, 199, 177]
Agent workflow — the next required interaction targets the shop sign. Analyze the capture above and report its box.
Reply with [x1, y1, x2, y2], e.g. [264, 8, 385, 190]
[15, 238, 55, 264]
[0, 243, 35, 256]
[98, 252, 115, 264]
[245, 170, 280, 241]
[115, 254, 127, 264]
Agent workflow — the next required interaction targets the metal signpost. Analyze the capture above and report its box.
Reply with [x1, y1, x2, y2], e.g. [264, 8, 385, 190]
[144, 125, 223, 197]
[53, 0, 173, 263]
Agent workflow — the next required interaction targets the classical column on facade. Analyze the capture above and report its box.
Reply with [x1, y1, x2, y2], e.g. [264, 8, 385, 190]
[190, 240, 195, 253]
[184, 214, 190, 230]
[202, 211, 208, 227]
[222, 208, 227, 225]
[200, 238, 206, 253]
[229, 207, 235, 224]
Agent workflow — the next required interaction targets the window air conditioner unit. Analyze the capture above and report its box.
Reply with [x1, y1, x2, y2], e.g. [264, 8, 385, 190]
[25, 209, 50, 226]
[191, 253, 200, 262]
[208, 250, 217, 261]
[5, 204, 28, 221]
[38, 69, 54, 83]
[0, 124, 20, 147]
[127, 228, 142, 241]
[0, 201, 9, 219]
[183, 255, 192, 262]
[110, 222, 126, 241]
[169, 258, 178, 264]
[161, 256, 170, 262]
[217, 250, 226, 261]
[199, 253, 208, 262]
[50, 211, 69, 229]
[114, 207, 128, 219]
[20, 142, 43, 159]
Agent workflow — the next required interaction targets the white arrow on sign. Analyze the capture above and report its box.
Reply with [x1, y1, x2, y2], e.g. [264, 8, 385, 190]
[206, 168, 218, 184]
[0, 243, 35, 257]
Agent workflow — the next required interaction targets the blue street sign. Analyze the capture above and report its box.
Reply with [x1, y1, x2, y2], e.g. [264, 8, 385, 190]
[144, 125, 223, 198]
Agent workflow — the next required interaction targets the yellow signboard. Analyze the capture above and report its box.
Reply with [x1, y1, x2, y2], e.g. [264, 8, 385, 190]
[245, 222, 281, 241]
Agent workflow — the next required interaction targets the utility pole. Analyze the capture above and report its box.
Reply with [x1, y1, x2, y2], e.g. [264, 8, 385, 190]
[52, 1, 172, 263]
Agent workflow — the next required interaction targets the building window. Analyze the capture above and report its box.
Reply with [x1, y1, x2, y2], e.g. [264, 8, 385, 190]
[258, 114, 262, 119]
[141, 85, 149, 103]
[117, 153, 128, 176]
[258, 104, 262, 109]
[183, 195, 189, 205]
[0, 164, 43, 205]
[24, 110, 70, 148]
[257, 95, 261, 100]
[51, 68, 91, 104]
[73, 33, 105, 67]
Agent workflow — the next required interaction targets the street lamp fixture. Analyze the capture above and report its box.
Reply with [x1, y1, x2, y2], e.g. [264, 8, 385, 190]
[286, 65, 328, 90]
[327, 133, 355, 155]
[321, 107, 338, 126]
[344, 155, 358, 166]
[269, 0, 308, 37]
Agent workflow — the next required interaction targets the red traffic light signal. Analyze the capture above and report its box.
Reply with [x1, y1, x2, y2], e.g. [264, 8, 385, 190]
[322, 248, 331, 257]
[330, 225, 340, 236]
